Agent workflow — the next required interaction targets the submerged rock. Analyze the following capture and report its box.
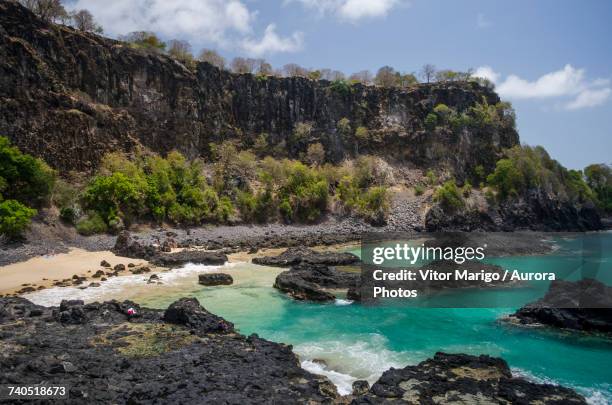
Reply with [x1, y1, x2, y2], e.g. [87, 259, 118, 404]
[510, 278, 612, 334]
[198, 273, 233, 286]
[253, 246, 360, 267]
[152, 250, 228, 267]
[352, 352, 586, 404]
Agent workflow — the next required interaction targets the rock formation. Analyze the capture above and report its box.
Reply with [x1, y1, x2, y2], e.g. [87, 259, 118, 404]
[0, 0, 517, 179]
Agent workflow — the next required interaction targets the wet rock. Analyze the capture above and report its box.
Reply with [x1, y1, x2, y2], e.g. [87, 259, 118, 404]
[198, 273, 233, 286]
[16, 286, 36, 294]
[510, 279, 612, 333]
[147, 274, 159, 284]
[92, 270, 106, 278]
[352, 380, 370, 396]
[163, 298, 234, 333]
[274, 263, 360, 302]
[127, 263, 135, 268]
[152, 251, 228, 268]
[353, 352, 586, 404]
[100, 260, 111, 268]
[113, 264, 126, 271]
[253, 246, 360, 267]
[88, 283, 101, 288]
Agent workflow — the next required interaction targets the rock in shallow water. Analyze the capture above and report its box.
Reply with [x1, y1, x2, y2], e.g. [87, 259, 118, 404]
[198, 273, 233, 286]
[253, 246, 360, 267]
[510, 278, 612, 334]
[152, 250, 228, 267]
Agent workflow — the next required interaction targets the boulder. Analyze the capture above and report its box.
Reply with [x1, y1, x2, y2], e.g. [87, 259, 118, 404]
[198, 273, 233, 286]
[253, 246, 360, 267]
[273, 263, 360, 302]
[163, 298, 234, 333]
[152, 251, 228, 267]
[100, 260, 111, 268]
[112, 231, 157, 259]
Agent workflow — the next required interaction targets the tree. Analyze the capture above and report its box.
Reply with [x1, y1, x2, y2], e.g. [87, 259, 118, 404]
[167, 39, 194, 65]
[198, 49, 226, 70]
[306, 143, 325, 166]
[70, 9, 102, 33]
[283, 63, 309, 78]
[121, 32, 166, 52]
[19, 0, 67, 23]
[349, 70, 373, 85]
[254, 59, 273, 76]
[398, 73, 418, 88]
[420, 64, 436, 83]
[0, 200, 37, 239]
[374, 66, 398, 88]
[231, 57, 253, 74]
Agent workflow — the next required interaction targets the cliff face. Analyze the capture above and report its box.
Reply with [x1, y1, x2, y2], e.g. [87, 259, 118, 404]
[0, 0, 518, 175]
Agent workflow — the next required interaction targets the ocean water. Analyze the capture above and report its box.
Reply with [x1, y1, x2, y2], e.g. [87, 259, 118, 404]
[25, 233, 612, 402]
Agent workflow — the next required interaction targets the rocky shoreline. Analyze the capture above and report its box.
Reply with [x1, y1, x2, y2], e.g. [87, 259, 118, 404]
[0, 297, 587, 404]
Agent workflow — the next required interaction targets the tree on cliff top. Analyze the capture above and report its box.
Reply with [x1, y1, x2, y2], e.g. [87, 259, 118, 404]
[70, 9, 103, 33]
[420, 64, 436, 83]
[19, 0, 67, 23]
[121, 31, 166, 52]
[199, 49, 226, 70]
[168, 40, 194, 66]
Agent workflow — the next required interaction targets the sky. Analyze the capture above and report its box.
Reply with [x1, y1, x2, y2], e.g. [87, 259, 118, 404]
[64, 0, 612, 170]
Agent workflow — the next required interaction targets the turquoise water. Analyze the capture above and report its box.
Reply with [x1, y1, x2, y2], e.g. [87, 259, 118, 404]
[137, 233, 612, 403]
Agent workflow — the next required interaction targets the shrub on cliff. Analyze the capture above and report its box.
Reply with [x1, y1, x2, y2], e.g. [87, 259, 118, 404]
[0, 136, 55, 239]
[434, 180, 465, 211]
[487, 145, 595, 204]
[0, 200, 37, 240]
[584, 163, 612, 213]
[0, 136, 55, 207]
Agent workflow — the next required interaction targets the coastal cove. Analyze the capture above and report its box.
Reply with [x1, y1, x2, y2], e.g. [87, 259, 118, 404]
[16, 232, 612, 403]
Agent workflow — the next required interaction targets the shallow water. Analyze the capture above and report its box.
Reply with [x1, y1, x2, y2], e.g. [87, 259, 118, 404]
[25, 233, 612, 402]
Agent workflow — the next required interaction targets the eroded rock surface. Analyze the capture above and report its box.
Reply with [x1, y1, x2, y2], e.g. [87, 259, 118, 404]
[351, 352, 586, 404]
[0, 297, 339, 403]
[198, 273, 233, 286]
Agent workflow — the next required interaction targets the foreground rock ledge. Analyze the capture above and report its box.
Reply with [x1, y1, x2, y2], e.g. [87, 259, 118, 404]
[0, 298, 586, 404]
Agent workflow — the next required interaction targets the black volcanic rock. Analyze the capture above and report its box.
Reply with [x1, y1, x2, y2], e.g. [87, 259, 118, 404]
[274, 263, 360, 302]
[0, 296, 339, 403]
[1, 1, 516, 180]
[198, 273, 233, 286]
[510, 279, 612, 333]
[112, 231, 157, 259]
[352, 352, 586, 404]
[152, 250, 228, 267]
[253, 246, 360, 267]
[163, 297, 234, 333]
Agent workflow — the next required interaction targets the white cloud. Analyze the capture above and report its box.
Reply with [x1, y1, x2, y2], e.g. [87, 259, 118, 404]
[565, 88, 611, 110]
[473, 64, 611, 110]
[68, 0, 302, 55]
[241, 24, 304, 56]
[288, 0, 402, 21]
[473, 66, 499, 83]
[477, 13, 491, 28]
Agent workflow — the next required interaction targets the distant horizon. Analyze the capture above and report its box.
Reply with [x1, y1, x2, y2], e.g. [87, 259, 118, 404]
[61, 0, 612, 169]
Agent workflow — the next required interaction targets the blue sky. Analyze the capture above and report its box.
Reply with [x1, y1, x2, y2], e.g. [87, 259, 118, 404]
[67, 0, 612, 169]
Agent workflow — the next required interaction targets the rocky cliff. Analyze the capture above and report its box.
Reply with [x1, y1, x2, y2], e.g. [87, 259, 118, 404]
[0, 0, 518, 176]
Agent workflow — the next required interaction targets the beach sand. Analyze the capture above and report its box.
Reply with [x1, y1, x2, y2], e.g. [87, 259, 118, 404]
[0, 249, 148, 295]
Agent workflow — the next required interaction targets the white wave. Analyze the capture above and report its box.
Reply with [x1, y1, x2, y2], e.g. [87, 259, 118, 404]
[334, 299, 353, 306]
[294, 333, 413, 392]
[512, 367, 611, 405]
[301, 360, 355, 395]
[23, 262, 240, 307]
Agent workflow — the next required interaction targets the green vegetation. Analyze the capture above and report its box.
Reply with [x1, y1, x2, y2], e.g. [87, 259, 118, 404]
[584, 164, 612, 213]
[426, 99, 516, 135]
[0, 136, 55, 238]
[433, 180, 465, 211]
[486, 145, 595, 204]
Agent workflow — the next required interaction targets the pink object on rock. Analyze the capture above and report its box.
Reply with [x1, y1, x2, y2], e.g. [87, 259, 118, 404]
[127, 308, 136, 316]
